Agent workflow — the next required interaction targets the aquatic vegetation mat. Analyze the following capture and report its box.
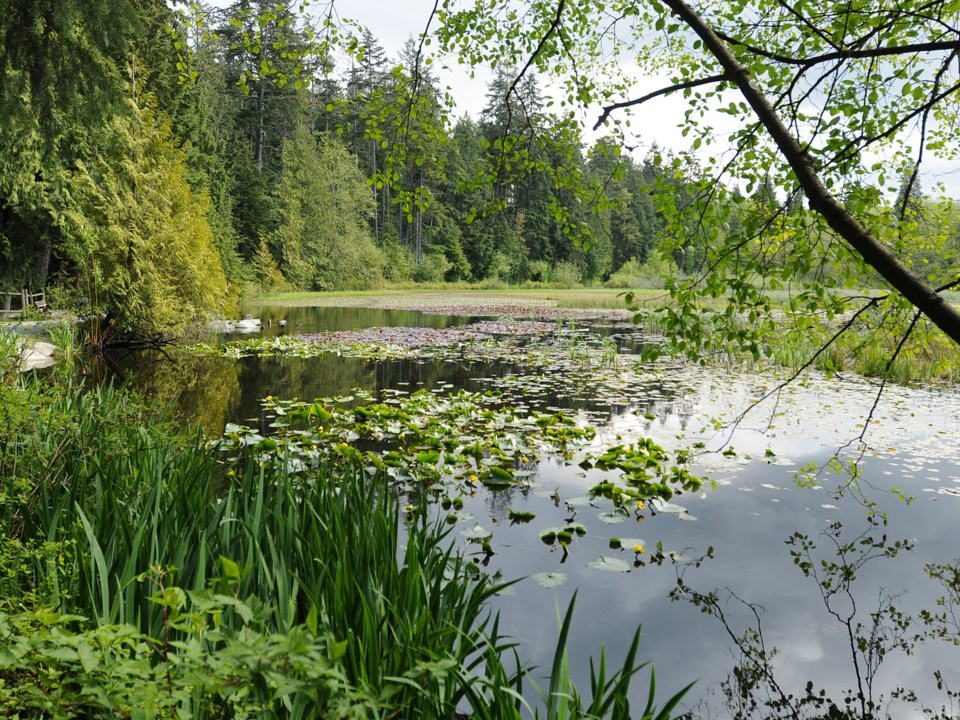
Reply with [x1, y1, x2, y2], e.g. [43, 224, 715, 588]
[194, 318, 681, 413]
[219, 388, 700, 497]
[217, 385, 703, 565]
[220, 388, 597, 486]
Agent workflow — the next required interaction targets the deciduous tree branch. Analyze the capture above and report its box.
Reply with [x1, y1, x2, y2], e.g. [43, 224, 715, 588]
[716, 30, 960, 67]
[660, 0, 960, 346]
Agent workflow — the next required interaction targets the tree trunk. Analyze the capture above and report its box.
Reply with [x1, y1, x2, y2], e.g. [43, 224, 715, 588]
[255, 46, 266, 173]
[371, 140, 379, 241]
[35, 238, 52, 285]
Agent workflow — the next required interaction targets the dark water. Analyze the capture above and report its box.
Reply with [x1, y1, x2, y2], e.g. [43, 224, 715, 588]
[110, 305, 960, 717]
[237, 304, 475, 337]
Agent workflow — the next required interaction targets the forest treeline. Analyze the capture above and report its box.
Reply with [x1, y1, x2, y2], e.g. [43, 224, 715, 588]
[2, 1, 958, 340]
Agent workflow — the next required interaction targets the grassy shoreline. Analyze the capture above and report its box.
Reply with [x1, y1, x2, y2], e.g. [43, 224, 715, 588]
[246, 287, 665, 312]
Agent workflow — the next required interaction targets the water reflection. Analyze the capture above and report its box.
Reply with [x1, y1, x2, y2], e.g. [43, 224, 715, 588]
[237, 304, 473, 338]
[103, 304, 960, 716]
[91, 350, 242, 433]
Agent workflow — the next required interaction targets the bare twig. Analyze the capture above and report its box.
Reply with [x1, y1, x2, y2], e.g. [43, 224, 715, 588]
[593, 73, 730, 130]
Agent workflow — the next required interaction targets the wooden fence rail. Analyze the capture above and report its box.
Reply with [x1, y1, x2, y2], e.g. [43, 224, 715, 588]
[0, 289, 47, 319]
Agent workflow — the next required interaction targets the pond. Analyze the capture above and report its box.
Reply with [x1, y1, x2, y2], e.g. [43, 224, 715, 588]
[111, 304, 960, 717]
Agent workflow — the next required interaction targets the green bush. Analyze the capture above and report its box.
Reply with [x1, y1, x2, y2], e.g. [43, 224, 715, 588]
[414, 251, 452, 283]
[528, 260, 553, 282]
[554, 261, 583, 288]
[605, 255, 681, 289]
[487, 251, 523, 283]
[0, 604, 374, 719]
[380, 239, 417, 282]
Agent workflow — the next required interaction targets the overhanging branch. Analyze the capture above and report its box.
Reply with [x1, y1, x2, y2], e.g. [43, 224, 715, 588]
[716, 31, 960, 67]
[660, 0, 960, 347]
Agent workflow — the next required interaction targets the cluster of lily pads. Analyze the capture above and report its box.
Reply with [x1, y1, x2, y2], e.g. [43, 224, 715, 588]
[196, 335, 424, 362]
[219, 388, 596, 487]
[218, 385, 701, 499]
[584, 440, 701, 503]
[194, 321, 691, 417]
[213, 385, 706, 572]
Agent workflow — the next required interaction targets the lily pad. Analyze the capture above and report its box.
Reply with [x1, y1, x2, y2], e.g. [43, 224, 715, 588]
[461, 524, 493, 542]
[587, 556, 632, 573]
[508, 509, 536, 523]
[598, 509, 630, 524]
[650, 498, 697, 521]
[540, 528, 561, 545]
[531, 571, 568, 589]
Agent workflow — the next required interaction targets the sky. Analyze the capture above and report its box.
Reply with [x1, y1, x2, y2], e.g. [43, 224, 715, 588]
[331, 0, 491, 117]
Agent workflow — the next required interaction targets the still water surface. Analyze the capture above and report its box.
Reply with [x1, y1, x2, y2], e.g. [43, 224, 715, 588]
[114, 305, 960, 716]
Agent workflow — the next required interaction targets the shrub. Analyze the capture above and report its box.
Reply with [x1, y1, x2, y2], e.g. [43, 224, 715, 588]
[414, 251, 452, 283]
[605, 254, 681, 289]
[528, 260, 553, 282]
[554, 261, 583, 288]
[380, 239, 417, 282]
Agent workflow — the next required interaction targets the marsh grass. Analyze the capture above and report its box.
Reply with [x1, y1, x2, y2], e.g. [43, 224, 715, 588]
[0, 379, 689, 718]
[250, 286, 656, 311]
[0, 329, 19, 384]
[45, 321, 80, 364]
[749, 322, 960, 384]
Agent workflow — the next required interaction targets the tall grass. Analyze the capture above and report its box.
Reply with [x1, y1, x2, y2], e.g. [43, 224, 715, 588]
[749, 321, 960, 383]
[0, 379, 689, 718]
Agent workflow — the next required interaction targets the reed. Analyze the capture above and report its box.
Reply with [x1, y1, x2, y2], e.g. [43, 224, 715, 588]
[754, 321, 960, 384]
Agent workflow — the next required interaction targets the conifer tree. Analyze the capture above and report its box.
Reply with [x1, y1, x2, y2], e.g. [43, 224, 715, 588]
[63, 88, 229, 342]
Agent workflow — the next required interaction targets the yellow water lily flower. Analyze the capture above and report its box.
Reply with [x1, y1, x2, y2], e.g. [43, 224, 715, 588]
[633, 544, 645, 554]
[636, 500, 645, 510]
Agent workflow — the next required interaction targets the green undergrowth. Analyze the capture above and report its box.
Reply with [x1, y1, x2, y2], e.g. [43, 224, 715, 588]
[0, 377, 690, 718]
